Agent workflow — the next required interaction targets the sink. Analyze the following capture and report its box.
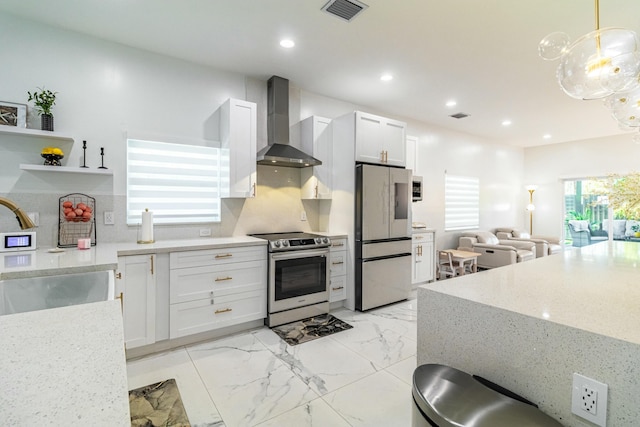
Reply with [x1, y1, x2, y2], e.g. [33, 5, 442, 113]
[0, 270, 115, 316]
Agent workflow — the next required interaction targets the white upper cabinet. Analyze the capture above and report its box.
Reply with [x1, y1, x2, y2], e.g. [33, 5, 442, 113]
[219, 98, 257, 198]
[406, 135, 418, 174]
[354, 111, 406, 167]
[300, 116, 332, 199]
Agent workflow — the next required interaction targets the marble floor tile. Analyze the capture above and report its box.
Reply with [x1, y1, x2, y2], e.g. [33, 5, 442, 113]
[254, 398, 351, 427]
[252, 327, 377, 395]
[329, 312, 417, 369]
[126, 299, 421, 427]
[126, 347, 224, 427]
[385, 355, 417, 385]
[322, 370, 413, 427]
[186, 332, 319, 426]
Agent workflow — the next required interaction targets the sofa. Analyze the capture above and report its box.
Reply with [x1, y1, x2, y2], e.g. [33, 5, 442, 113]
[601, 219, 640, 240]
[495, 228, 563, 257]
[458, 231, 536, 269]
[567, 220, 608, 247]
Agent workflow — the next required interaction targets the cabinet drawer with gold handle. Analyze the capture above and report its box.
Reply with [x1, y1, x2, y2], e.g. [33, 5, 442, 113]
[170, 246, 266, 269]
[169, 260, 265, 304]
[169, 289, 266, 339]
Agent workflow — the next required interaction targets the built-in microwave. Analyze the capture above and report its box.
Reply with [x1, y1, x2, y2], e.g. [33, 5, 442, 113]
[412, 176, 423, 202]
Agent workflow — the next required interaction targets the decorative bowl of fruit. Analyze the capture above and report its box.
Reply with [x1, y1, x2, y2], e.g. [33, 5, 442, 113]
[62, 200, 93, 222]
[41, 147, 64, 166]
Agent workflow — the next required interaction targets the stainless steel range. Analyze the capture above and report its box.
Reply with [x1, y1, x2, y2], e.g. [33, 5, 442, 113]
[251, 232, 331, 327]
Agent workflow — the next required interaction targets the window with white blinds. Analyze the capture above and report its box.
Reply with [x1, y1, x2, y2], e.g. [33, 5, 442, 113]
[127, 138, 221, 225]
[445, 174, 479, 231]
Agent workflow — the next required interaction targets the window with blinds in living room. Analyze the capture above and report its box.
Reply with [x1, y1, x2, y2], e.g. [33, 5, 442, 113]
[445, 174, 479, 231]
[126, 138, 221, 225]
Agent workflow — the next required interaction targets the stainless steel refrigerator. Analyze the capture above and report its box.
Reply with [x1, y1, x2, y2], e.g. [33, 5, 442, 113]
[355, 163, 412, 311]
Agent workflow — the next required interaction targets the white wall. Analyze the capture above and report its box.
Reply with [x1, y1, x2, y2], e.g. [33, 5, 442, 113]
[524, 133, 640, 239]
[1, 12, 527, 255]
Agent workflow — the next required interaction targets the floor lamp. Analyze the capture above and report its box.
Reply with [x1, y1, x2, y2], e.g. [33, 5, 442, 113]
[526, 185, 537, 235]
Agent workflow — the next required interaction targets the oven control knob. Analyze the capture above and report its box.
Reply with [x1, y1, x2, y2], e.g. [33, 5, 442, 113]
[273, 241, 281, 248]
[314, 238, 321, 244]
[282, 240, 289, 247]
[323, 237, 329, 244]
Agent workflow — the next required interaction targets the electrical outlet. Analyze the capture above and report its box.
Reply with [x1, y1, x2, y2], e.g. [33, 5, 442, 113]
[199, 228, 212, 237]
[571, 373, 608, 427]
[301, 211, 307, 221]
[104, 211, 115, 225]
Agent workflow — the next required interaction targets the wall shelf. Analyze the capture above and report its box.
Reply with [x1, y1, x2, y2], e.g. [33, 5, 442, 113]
[0, 126, 74, 142]
[20, 164, 113, 175]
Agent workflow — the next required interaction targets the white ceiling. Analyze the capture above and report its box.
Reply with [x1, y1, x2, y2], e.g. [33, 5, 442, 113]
[1, 0, 639, 147]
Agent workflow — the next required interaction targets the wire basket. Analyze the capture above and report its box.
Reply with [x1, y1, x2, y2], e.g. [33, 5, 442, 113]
[58, 193, 96, 247]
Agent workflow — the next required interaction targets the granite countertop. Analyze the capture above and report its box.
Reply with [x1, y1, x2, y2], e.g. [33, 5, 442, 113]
[115, 235, 267, 256]
[412, 227, 435, 234]
[421, 241, 640, 345]
[0, 300, 130, 426]
[0, 236, 268, 279]
[0, 244, 118, 280]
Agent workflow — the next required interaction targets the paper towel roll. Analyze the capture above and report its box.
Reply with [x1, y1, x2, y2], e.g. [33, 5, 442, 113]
[140, 209, 154, 242]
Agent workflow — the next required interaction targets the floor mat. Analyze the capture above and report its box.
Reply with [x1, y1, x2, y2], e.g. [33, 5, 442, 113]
[271, 313, 353, 345]
[129, 378, 190, 427]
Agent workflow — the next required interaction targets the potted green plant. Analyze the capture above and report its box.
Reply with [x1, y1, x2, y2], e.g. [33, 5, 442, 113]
[631, 223, 640, 238]
[27, 87, 57, 131]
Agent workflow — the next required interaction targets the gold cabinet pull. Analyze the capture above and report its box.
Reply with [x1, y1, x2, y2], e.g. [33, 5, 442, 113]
[215, 308, 232, 314]
[116, 292, 124, 312]
[215, 276, 233, 282]
[331, 261, 344, 265]
[314, 184, 319, 198]
[115, 272, 122, 279]
[414, 235, 423, 240]
[331, 286, 344, 291]
[150, 255, 154, 275]
[215, 253, 233, 259]
[252, 182, 256, 197]
[332, 243, 345, 247]
[380, 151, 385, 162]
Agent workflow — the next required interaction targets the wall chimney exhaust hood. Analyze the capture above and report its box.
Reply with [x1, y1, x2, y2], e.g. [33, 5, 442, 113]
[256, 76, 322, 168]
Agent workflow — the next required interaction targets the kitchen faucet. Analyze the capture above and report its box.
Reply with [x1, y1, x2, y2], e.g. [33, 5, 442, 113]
[0, 197, 36, 229]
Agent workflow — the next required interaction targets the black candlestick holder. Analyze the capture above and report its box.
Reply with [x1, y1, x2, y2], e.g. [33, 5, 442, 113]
[80, 140, 88, 168]
[98, 147, 108, 169]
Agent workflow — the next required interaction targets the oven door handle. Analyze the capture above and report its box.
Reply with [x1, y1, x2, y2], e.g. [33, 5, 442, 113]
[270, 248, 330, 260]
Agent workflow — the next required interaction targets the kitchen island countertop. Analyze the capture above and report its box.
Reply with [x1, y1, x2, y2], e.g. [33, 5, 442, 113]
[0, 300, 130, 426]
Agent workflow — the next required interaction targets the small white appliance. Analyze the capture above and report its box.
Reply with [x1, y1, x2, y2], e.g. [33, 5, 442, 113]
[0, 232, 36, 252]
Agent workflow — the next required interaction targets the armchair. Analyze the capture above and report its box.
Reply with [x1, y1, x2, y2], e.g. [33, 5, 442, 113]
[567, 220, 608, 247]
[495, 228, 562, 257]
[458, 231, 536, 269]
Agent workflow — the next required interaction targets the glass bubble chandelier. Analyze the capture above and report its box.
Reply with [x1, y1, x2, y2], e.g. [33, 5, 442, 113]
[539, 0, 640, 140]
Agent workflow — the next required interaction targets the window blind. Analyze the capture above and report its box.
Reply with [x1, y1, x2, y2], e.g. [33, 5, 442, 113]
[445, 174, 479, 231]
[127, 138, 220, 225]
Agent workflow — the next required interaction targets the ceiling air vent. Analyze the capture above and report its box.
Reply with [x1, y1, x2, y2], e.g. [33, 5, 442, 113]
[322, 0, 368, 22]
[450, 112, 470, 119]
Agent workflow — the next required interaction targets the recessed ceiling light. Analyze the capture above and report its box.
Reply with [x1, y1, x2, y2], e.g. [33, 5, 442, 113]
[380, 74, 393, 82]
[279, 39, 295, 48]
[501, 120, 512, 126]
[445, 100, 457, 108]
[543, 134, 552, 139]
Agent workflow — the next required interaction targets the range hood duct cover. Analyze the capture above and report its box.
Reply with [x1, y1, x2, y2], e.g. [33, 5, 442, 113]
[257, 75, 322, 168]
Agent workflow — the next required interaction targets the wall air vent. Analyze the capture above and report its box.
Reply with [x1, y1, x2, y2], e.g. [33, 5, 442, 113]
[450, 112, 470, 119]
[322, 0, 368, 22]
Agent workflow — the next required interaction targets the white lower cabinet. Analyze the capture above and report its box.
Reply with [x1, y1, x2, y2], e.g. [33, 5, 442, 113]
[169, 245, 267, 339]
[412, 231, 435, 285]
[329, 238, 347, 302]
[116, 254, 157, 349]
